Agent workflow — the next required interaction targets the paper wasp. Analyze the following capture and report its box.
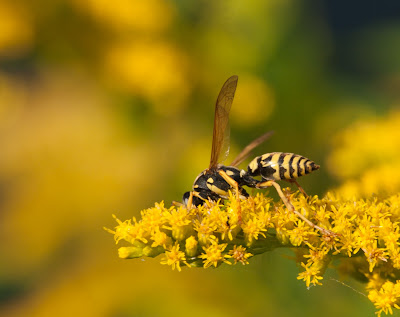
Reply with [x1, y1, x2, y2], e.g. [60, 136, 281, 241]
[180, 76, 269, 208]
[180, 75, 332, 235]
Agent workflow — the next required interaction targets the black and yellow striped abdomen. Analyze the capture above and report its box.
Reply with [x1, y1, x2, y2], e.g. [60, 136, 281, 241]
[247, 152, 319, 181]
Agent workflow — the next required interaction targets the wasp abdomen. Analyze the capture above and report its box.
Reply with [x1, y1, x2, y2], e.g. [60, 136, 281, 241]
[247, 152, 319, 181]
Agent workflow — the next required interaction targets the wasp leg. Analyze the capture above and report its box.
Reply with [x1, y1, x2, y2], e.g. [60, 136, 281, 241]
[186, 191, 212, 209]
[218, 170, 240, 199]
[186, 191, 206, 209]
[183, 191, 194, 209]
[287, 179, 308, 196]
[218, 170, 244, 223]
[257, 180, 335, 237]
[172, 201, 184, 207]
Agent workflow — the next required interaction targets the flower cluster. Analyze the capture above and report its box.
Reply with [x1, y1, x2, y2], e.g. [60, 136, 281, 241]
[106, 190, 400, 316]
[327, 110, 400, 199]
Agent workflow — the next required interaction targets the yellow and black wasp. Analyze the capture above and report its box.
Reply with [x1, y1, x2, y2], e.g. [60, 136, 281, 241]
[181, 75, 272, 208]
[181, 75, 332, 235]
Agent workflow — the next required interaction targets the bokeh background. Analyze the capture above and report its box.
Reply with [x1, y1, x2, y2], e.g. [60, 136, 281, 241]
[1, 0, 400, 316]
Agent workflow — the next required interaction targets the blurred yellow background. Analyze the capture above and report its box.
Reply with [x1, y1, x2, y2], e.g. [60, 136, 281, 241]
[1, 0, 400, 316]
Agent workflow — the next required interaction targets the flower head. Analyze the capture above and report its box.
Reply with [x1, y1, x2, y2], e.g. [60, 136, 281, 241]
[199, 239, 231, 268]
[229, 245, 253, 265]
[160, 243, 190, 272]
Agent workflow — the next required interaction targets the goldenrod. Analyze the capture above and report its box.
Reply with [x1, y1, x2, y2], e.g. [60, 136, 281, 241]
[106, 191, 400, 315]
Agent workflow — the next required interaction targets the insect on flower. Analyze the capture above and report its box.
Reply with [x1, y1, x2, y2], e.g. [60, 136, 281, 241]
[177, 76, 270, 208]
[177, 75, 334, 236]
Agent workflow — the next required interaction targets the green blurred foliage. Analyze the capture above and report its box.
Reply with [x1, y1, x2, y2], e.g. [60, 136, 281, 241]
[1, 0, 399, 316]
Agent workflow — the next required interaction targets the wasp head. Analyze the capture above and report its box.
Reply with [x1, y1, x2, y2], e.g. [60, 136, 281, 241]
[183, 191, 204, 208]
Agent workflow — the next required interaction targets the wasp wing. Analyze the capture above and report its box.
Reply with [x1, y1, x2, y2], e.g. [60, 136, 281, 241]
[230, 131, 274, 167]
[209, 75, 238, 169]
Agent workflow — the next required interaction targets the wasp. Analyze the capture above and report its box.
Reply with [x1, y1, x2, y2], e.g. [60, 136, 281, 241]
[181, 75, 271, 209]
[180, 76, 333, 236]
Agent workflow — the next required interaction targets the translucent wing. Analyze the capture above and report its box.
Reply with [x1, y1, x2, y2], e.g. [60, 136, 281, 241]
[230, 131, 274, 167]
[209, 75, 238, 169]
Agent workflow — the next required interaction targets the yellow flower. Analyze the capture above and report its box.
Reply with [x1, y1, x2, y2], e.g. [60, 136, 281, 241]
[379, 218, 400, 251]
[289, 221, 313, 246]
[335, 229, 357, 257]
[229, 245, 253, 265]
[160, 243, 190, 272]
[303, 244, 330, 264]
[163, 205, 193, 241]
[199, 240, 231, 268]
[328, 110, 400, 199]
[205, 198, 239, 241]
[297, 262, 323, 288]
[141, 202, 168, 235]
[241, 216, 267, 246]
[368, 281, 400, 317]
[354, 217, 377, 250]
[104, 214, 148, 244]
[151, 230, 172, 249]
[362, 241, 388, 272]
[389, 248, 400, 270]
[193, 217, 217, 246]
[185, 236, 199, 258]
